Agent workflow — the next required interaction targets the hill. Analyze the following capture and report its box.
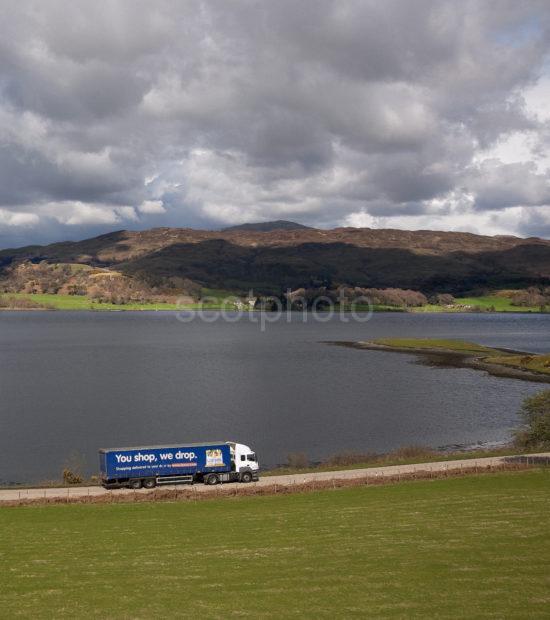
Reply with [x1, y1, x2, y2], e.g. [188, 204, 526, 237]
[1, 225, 550, 296]
[222, 219, 312, 232]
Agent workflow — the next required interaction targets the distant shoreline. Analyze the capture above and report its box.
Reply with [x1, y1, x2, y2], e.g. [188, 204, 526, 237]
[328, 339, 550, 384]
[2, 289, 550, 314]
[1, 307, 548, 314]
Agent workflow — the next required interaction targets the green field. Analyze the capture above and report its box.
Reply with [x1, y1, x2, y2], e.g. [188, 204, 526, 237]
[0, 293, 409, 313]
[415, 295, 545, 313]
[1, 291, 254, 311]
[1, 470, 550, 618]
[459, 295, 544, 312]
[1, 292, 547, 313]
[364, 338, 550, 378]
[372, 338, 496, 353]
[1, 293, 197, 311]
[486, 352, 550, 376]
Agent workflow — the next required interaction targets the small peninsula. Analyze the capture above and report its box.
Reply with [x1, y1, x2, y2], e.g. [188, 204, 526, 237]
[329, 338, 550, 384]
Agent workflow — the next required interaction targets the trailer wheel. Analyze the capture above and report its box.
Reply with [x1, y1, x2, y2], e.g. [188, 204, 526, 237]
[143, 478, 157, 489]
[206, 473, 220, 485]
[240, 471, 253, 483]
[129, 479, 142, 490]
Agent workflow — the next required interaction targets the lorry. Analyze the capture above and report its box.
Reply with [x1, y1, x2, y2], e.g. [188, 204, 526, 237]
[99, 441, 259, 489]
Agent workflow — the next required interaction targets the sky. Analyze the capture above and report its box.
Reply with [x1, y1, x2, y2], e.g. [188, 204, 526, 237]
[0, 0, 550, 248]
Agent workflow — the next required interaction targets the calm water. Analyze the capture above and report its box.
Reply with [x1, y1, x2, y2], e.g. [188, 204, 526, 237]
[1, 311, 549, 483]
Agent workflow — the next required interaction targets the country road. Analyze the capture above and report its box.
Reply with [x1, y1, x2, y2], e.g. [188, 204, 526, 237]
[2, 453, 549, 504]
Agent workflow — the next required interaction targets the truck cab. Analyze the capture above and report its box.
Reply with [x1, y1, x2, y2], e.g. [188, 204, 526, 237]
[228, 442, 260, 481]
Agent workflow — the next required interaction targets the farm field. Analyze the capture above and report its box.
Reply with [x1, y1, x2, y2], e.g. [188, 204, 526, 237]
[1, 470, 549, 618]
[1, 292, 547, 313]
[0, 293, 202, 311]
[415, 295, 544, 313]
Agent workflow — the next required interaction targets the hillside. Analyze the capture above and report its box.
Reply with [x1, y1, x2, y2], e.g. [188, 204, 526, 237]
[222, 219, 312, 232]
[1, 225, 550, 295]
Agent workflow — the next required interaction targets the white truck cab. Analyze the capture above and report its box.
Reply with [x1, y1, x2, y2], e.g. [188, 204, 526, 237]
[228, 442, 260, 481]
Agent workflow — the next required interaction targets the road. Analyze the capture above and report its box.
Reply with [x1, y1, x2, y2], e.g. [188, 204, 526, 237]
[1, 453, 549, 504]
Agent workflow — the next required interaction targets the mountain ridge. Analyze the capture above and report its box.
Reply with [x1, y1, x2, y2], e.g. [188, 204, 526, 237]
[221, 220, 312, 232]
[1, 225, 550, 295]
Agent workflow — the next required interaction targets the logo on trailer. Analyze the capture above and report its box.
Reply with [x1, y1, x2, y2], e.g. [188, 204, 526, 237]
[205, 449, 225, 467]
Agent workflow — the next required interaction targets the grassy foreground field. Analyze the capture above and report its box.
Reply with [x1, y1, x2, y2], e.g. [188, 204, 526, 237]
[1, 470, 550, 618]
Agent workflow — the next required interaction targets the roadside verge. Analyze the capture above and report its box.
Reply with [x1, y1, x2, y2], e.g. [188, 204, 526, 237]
[2, 453, 548, 507]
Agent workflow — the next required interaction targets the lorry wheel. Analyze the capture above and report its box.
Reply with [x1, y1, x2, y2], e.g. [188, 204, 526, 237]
[129, 479, 142, 490]
[240, 471, 253, 483]
[206, 473, 220, 485]
[143, 478, 156, 489]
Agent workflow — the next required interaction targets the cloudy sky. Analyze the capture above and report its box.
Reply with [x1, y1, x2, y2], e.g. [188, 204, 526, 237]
[1, 0, 550, 247]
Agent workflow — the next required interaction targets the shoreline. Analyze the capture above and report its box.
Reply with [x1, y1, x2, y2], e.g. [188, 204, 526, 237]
[1, 306, 549, 314]
[328, 340, 550, 384]
[0, 443, 538, 489]
[1, 454, 548, 506]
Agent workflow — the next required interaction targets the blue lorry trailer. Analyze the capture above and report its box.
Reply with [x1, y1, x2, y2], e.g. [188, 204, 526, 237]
[99, 441, 260, 489]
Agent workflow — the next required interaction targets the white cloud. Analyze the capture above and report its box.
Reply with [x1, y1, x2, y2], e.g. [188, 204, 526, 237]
[0, 209, 40, 227]
[523, 74, 550, 122]
[0, 1, 549, 245]
[343, 210, 378, 228]
[42, 201, 137, 226]
[138, 200, 166, 214]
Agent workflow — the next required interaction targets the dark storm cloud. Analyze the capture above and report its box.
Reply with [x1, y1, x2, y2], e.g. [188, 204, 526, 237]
[0, 0, 549, 246]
